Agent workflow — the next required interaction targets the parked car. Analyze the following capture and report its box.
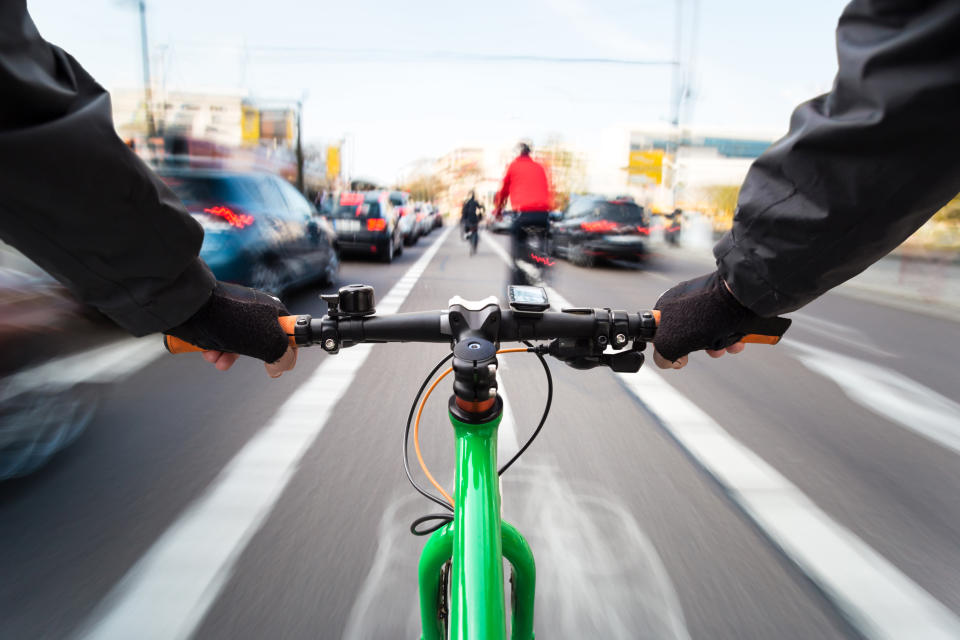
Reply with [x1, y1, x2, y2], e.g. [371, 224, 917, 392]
[489, 210, 517, 234]
[429, 204, 444, 230]
[413, 204, 433, 237]
[550, 196, 651, 267]
[159, 169, 340, 295]
[389, 191, 420, 246]
[331, 191, 404, 262]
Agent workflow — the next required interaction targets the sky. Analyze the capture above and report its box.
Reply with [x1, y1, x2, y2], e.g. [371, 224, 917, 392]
[28, 0, 849, 185]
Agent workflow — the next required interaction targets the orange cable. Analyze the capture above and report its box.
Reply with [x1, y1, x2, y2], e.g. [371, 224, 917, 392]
[414, 348, 532, 509]
[416, 367, 455, 506]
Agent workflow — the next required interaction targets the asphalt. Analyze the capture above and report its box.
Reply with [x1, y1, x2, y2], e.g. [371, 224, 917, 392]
[1, 228, 958, 639]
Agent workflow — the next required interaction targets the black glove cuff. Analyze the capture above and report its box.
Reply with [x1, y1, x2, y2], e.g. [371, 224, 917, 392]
[167, 282, 290, 363]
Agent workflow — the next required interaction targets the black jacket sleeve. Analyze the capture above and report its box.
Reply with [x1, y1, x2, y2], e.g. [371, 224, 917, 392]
[714, 0, 960, 317]
[0, 0, 214, 336]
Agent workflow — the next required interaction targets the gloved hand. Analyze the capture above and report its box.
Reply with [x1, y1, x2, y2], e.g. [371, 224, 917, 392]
[653, 271, 756, 369]
[166, 282, 297, 377]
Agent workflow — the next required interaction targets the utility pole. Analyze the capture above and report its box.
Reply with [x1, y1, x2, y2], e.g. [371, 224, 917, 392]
[296, 99, 304, 193]
[666, 0, 699, 209]
[137, 0, 157, 138]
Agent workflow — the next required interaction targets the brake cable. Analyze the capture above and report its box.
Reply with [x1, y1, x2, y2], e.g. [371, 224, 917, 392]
[406, 345, 554, 536]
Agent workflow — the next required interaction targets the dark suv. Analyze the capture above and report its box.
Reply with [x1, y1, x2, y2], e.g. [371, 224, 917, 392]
[330, 191, 403, 262]
[550, 196, 651, 267]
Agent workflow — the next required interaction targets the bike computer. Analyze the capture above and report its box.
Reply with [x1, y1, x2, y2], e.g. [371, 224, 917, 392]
[507, 285, 550, 312]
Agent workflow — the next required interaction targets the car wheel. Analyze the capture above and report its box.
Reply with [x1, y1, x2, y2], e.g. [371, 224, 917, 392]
[323, 250, 340, 286]
[570, 244, 595, 268]
[380, 237, 394, 263]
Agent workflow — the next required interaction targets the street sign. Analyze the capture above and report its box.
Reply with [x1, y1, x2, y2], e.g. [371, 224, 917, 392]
[627, 149, 664, 185]
[326, 145, 341, 179]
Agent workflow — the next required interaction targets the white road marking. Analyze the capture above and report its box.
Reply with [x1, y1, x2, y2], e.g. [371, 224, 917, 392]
[485, 230, 960, 639]
[73, 227, 452, 640]
[790, 341, 960, 456]
[788, 312, 898, 359]
[496, 365, 520, 455]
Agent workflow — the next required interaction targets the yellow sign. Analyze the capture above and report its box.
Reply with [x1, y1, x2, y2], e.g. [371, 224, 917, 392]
[241, 106, 260, 145]
[326, 145, 341, 179]
[627, 149, 664, 185]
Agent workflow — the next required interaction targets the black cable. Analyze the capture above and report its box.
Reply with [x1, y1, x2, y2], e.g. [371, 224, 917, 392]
[404, 352, 455, 513]
[405, 343, 552, 535]
[498, 342, 553, 476]
[411, 513, 454, 536]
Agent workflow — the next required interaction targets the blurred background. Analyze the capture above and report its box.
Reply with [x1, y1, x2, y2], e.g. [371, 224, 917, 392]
[2, 1, 959, 639]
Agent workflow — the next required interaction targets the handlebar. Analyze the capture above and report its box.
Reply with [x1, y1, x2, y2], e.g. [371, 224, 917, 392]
[163, 284, 791, 375]
[164, 307, 661, 353]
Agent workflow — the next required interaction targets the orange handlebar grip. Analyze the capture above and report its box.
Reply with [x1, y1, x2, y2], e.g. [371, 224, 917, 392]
[741, 334, 781, 345]
[163, 335, 206, 354]
[278, 315, 299, 340]
[163, 315, 301, 354]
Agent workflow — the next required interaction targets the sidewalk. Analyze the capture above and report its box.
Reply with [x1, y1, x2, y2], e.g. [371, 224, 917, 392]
[665, 242, 960, 323]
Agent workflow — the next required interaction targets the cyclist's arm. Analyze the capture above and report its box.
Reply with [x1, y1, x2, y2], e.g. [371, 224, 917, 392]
[0, 0, 213, 334]
[716, 0, 960, 317]
[0, 2, 294, 376]
[494, 164, 513, 211]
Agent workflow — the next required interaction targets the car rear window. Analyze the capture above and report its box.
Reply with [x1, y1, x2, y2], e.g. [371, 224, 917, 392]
[332, 201, 381, 218]
[160, 175, 262, 210]
[595, 202, 648, 223]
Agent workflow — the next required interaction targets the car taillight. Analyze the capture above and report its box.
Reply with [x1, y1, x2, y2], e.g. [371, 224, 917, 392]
[580, 220, 618, 232]
[636, 226, 650, 235]
[367, 218, 387, 231]
[203, 205, 254, 229]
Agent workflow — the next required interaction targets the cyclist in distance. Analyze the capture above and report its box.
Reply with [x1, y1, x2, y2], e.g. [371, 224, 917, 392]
[652, 0, 960, 371]
[493, 142, 554, 286]
[460, 190, 484, 255]
[0, 0, 295, 378]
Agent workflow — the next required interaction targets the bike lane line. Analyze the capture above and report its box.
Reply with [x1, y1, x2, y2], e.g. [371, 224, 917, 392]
[481, 232, 960, 639]
[71, 227, 453, 640]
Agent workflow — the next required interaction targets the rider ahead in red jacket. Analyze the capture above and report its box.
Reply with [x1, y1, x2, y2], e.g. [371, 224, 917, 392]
[494, 143, 554, 285]
[494, 146, 554, 213]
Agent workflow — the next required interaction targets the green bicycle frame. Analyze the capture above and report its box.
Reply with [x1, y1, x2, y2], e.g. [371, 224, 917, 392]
[418, 404, 536, 640]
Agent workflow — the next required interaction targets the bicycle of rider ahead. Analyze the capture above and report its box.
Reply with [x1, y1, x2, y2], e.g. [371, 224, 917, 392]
[165, 283, 790, 639]
[508, 210, 553, 287]
[465, 224, 479, 256]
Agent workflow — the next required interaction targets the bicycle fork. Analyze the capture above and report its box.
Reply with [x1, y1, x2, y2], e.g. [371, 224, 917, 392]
[418, 400, 536, 640]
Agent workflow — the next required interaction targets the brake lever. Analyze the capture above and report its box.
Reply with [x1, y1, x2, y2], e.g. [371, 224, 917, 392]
[600, 350, 645, 373]
[547, 338, 647, 373]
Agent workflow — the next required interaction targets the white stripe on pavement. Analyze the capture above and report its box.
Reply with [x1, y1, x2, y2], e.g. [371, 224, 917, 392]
[790, 340, 960, 456]
[73, 227, 452, 640]
[483, 230, 960, 639]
